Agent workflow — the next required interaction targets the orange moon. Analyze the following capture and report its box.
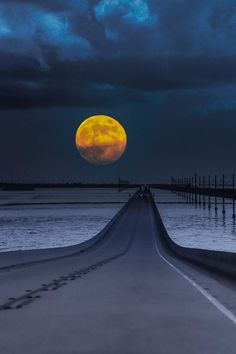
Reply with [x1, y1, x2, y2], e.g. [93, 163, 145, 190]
[75, 115, 127, 165]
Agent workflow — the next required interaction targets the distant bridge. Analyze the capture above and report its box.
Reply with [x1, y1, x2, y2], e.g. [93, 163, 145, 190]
[152, 183, 236, 198]
[153, 173, 236, 199]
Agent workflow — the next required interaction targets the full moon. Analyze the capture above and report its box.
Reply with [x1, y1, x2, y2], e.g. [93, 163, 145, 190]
[75, 115, 127, 165]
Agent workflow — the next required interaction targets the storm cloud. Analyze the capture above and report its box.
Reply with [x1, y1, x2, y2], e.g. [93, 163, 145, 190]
[1, 0, 236, 109]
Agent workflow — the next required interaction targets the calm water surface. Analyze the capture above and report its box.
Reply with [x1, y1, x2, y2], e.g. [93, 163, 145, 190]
[0, 188, 134, 252]
[154, 189, 236, 252]
[1, 187, 236, 253]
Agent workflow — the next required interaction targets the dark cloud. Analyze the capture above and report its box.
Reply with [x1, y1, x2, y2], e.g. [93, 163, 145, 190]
[208, 1, 236, 29]
[78, 143, 125, 165]
[1, 54, 236, 110]
[0, 0, 236, 110]
[0, 0, 73, 11]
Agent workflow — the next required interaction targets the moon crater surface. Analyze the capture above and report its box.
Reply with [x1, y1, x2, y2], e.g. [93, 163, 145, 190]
[75, 115, 127, 165]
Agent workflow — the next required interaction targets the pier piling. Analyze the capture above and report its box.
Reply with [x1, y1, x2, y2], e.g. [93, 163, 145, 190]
[214, 175, 218, 212]
[233, 173, 235, 219]
[222, 174, 225, 215]
[208, 176, 211, 209]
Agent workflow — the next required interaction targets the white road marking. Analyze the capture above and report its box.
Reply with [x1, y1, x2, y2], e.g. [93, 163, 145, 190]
[150, 202, 236, 326]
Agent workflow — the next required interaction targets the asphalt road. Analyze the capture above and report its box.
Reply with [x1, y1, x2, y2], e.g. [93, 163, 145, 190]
[1, 190, 236, 353]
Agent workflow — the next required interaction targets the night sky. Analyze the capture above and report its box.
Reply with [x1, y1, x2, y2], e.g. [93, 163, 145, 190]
[1, 0, 236, 183]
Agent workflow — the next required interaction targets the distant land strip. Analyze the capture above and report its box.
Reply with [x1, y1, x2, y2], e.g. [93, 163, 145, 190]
[0, 202, 125, 207]
[0, 183, 140, 191]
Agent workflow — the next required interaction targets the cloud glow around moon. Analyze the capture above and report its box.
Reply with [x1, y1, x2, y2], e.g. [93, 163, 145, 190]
[75, 115, 127, 165]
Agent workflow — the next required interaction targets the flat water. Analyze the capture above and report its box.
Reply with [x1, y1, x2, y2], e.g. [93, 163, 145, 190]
[155, 189, 236, 252]
[0, 188, 134, 252]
